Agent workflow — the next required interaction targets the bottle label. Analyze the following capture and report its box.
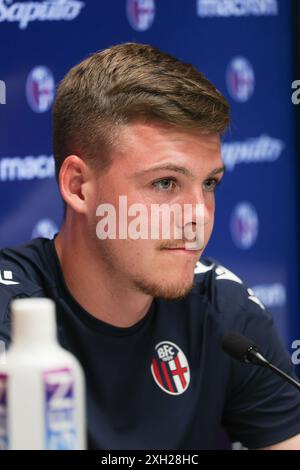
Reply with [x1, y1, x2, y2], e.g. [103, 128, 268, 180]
[0, 374, 8, 450]
[43, 368, 78, 450]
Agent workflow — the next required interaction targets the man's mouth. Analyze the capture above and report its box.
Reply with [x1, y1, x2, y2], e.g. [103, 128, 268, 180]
[162, 246, 201, 255]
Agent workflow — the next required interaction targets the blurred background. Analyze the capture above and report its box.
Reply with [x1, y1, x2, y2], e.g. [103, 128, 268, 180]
[0, 0, 299, 363]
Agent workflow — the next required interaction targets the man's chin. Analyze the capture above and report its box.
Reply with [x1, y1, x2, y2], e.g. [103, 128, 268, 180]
[133, 277, 195, 300]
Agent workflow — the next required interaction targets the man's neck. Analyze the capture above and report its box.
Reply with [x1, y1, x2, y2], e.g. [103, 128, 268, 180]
[54, 227, 153, 328]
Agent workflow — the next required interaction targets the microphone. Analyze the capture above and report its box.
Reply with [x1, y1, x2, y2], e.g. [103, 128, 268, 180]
[222, 331, 300, 392]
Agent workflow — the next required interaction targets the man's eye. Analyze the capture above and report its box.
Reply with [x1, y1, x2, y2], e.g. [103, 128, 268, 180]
[152, 178, 177, 192]
[203, 177, 221, 192]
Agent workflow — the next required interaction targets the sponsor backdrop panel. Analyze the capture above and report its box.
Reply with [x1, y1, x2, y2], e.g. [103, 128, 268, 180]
[0, 1, 299, 355]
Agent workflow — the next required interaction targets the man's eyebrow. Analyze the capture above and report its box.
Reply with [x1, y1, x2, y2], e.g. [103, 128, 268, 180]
[134, 164, 226, 178]
[208, 165, 226, 177]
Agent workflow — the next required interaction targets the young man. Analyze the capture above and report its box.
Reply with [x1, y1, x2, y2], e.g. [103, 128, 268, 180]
[1, 43, 300, 450]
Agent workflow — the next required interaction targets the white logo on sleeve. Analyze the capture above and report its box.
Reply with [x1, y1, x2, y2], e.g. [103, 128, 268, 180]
[215, 265, 243, 284]
[194, 261, 215, 274]
[0, 270, 20, 285]
[247, 288, 265, 310]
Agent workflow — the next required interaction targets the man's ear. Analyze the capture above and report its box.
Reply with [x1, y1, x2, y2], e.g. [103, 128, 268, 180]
[58, 155, 92, 215]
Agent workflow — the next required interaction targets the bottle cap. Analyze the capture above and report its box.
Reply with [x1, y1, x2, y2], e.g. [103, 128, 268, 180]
[11, 298, 57, 344]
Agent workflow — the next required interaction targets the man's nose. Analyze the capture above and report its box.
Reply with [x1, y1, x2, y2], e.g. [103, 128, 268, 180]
[175, 188, 210, 228]
[173, 189, 210, 249]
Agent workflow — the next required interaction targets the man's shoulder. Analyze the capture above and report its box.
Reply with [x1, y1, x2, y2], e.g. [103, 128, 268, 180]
[0, 237, 54, 325]
[191, 256, 270, 328]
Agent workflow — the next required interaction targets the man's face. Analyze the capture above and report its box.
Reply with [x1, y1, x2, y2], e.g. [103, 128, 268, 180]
[90, 122, 224, 299]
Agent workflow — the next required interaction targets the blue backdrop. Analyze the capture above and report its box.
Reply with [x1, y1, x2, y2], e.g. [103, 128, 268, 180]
[0, 0, 299, 356]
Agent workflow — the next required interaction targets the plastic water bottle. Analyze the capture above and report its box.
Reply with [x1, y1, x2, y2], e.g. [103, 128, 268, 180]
[0, 298, 86, 450]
